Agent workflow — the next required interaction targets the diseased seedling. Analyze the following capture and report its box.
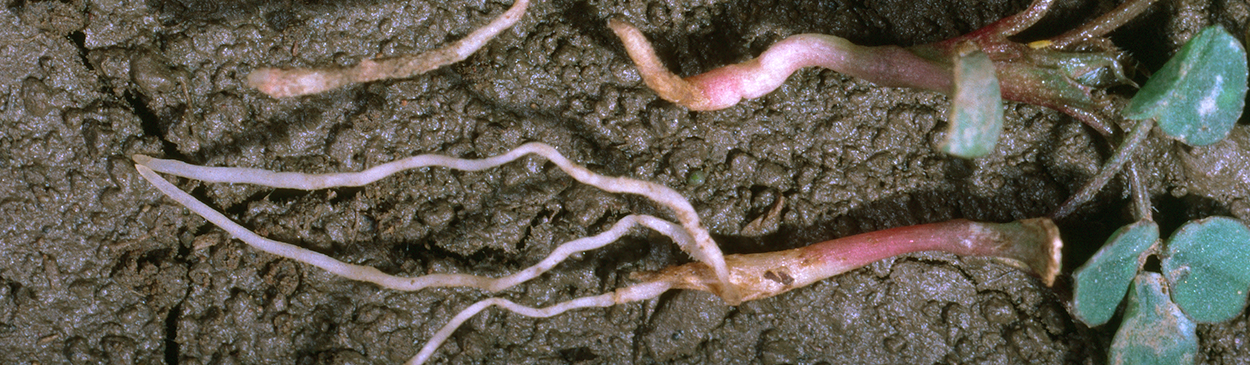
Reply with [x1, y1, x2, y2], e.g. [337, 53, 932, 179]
[609, 0, 1149, 138]
[611, 0, 1250, 221]
[135, 0, 1247, 362]
[611, 0, 1214, 217]
[134, 143, 1062, 364]
[1053, 25, 1247, 218]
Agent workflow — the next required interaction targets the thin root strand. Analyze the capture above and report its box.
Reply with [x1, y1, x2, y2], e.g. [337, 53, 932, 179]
[408, 281, 671, 364]
[134, 143, 736, 299]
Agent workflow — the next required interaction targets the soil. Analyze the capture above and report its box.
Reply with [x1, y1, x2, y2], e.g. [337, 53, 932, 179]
[1, 0, 1248, 364]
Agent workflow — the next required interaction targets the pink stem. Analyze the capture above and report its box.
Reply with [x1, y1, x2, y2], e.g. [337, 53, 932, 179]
[635, 218, 1061, 302]
[609, 19, 951, 111]
[682, 35, 953, 110]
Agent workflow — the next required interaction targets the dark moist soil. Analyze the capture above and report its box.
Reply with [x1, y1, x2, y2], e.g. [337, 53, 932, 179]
[1, 0, 1248, 363]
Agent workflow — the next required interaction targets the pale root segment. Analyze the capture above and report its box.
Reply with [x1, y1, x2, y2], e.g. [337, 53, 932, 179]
[247, 0, 530, 98]
[133, 168, 683, 292]
[608, 19, 951, 111]
[133, 142, 738, 301]
[407, 281, 672, 365]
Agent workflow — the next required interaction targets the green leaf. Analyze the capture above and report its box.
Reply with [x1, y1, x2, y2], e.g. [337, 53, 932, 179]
[1072, 220, 1159, 326]
[1123, 26, 1248, 146]
[1110, 272, 1197, 365]
[943, 44, 1003, 158]
[1162, 217, 1250, 323]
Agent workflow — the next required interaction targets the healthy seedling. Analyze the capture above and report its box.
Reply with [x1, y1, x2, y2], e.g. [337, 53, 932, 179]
[133, 143, 1062, 364]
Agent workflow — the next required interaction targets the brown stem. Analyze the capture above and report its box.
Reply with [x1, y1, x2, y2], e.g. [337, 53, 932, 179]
[969, 0, 1055, 37]
[1052, 118, 1155, 219]
[1047, 0, 1160, 49]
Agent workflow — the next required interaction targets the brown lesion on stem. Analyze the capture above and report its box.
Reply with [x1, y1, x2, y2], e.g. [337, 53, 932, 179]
[606, 18, 709, 109]
[635, 218, 1063, 303]
[763, 270, 794, 286]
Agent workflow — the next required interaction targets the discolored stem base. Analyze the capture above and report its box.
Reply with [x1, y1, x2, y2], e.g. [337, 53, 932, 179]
[635, 218, 1062, 302]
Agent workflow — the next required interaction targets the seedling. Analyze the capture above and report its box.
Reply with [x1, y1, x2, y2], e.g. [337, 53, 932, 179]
[133, 143, 1062, 364]
[1053, 25, 1248, 217]
[1073, 217, 1250, 363]
[609, 0, 1152, 155]
[607, 0, 1247, 217]
[153, 0, 1246, 362]
[1069, 24, 1250, 364]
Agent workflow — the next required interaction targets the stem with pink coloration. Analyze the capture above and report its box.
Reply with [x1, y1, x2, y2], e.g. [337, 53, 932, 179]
[411, 218, 1062, 364]
[610, 0, 1158, 135]
[634, 218, 1062, 303]
[608, 19, 952, 111]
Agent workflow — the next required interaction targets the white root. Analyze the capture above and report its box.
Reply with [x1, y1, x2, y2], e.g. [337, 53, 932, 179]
[407, 281, 672, 365]
[134, 142, 728, 363]
[134, 142, 736, 300]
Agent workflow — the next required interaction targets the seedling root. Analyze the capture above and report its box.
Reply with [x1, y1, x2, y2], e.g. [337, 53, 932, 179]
[134, 143, 1063, 364]
[247, 0, 530, 98]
